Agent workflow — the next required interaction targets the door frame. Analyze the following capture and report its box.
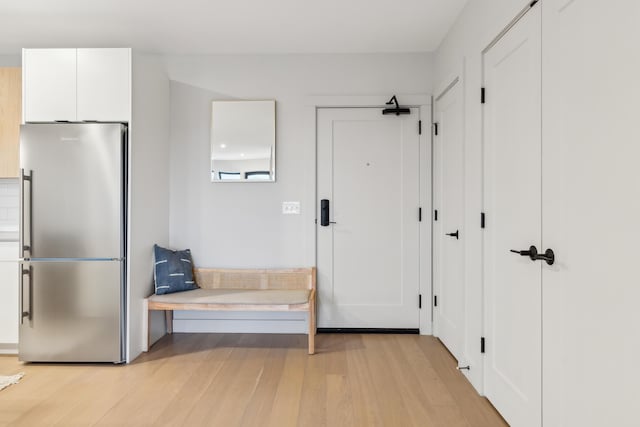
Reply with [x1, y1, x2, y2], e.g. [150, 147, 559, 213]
[306, 95, 432, 335]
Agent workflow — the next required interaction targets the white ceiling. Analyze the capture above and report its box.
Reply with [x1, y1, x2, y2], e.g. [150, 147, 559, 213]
[0, 0, 467, 55]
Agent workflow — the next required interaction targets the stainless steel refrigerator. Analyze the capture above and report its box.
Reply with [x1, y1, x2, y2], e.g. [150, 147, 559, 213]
[18, 123, 126, 363]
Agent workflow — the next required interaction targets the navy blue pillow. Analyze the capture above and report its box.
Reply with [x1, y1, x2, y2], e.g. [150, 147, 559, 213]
[153, 245, 199, 295]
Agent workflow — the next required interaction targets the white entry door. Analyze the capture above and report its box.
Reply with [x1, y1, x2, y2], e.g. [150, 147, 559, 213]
[317, 107, 421, 329]
[433, 79, 466, 363]
[483, 4, 542, 427]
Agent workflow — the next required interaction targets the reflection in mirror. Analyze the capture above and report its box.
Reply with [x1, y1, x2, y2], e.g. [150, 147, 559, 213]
[211, 100, 276, 182]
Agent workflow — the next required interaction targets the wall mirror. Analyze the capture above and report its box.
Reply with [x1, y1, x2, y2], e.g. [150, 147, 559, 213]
[210, 100, 276, 182]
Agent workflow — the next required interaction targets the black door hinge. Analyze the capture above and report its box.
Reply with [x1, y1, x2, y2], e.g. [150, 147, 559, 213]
[434, 295, 438, 307]
[481, 337, 486, 354]
[434, 122, 439, 136]
[434, 209, 438, 221]
[419, 294, 422, 309]
[481, 87, 486, 104]
[419, 120, 422, 135]
[419, 207, 422, 222]
[481, 212, 486, 229]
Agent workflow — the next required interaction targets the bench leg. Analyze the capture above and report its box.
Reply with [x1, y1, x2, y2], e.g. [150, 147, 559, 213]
[165, 310, 173, 334]
[145, 303, 151, 352]
[308, 298, 316, 355]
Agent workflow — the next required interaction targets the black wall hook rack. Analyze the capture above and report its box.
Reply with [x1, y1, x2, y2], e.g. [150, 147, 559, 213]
[382, 95, 411, 116]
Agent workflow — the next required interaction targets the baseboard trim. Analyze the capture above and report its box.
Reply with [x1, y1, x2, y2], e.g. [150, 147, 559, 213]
[317, 328, 419, 334]
[0, 343, 18, 355]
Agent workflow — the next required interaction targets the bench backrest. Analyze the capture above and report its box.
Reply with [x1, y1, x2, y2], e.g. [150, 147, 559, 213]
[194, 267, 316, 291]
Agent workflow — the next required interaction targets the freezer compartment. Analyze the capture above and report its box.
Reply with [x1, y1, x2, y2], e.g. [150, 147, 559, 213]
[19, 123, 126, 259]
[19, 260, 124, 363]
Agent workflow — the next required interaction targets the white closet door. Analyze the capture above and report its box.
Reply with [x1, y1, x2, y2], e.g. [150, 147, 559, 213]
[316, 107, 420, 329]
[483, 4, 542, 427]
[433, 79, 466, 364]
[542, 1, 640, 425]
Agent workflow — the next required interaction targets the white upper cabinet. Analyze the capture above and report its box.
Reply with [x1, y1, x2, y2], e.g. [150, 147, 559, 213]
[23, 48, 77, 122]
[23, 48, 131, 123]
[77, 48, 131, 122]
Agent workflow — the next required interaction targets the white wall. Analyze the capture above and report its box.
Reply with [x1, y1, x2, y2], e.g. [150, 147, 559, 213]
[0, 55, 20, 66]
[433, 0, 533, 393]
[127, 53, 171, 361]
[166, 53, 433, 333]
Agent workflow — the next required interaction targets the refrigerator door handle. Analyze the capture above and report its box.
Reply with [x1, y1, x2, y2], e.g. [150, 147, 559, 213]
[20, 265, 32, 324]
[20, 169, 33, 257]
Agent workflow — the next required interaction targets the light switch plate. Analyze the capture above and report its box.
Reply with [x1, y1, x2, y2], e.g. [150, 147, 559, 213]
[282, 201, 301, 215]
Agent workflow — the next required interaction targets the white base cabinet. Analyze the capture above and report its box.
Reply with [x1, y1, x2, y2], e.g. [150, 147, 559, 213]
[0, 242, 19, 352]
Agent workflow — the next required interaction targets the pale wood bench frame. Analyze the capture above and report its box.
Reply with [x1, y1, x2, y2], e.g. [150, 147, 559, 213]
[145, 267, 317, 354]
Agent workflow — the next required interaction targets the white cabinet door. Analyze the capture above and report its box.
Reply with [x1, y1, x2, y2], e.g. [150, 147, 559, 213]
[77, 48, 131, 122]
[483, 3, 542, 427]
[0, 242, 19, 347]
[23, 49, 76, 122]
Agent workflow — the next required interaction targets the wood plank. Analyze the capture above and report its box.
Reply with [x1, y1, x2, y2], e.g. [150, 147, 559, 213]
[0, 334, 507, 427]
[417, 337, 508, 427]
[266, 335, 307, 427]
[238, 335, 290, 426]
[148, 302, 310, 311]
[92, 334, 218, 426]
[149, 333, 241, 426]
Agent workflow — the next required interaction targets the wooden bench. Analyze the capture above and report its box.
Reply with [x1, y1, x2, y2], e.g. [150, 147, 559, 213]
[145, 267, 317, 354]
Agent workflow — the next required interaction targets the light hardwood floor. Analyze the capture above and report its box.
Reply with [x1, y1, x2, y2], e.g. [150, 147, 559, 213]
[0, 334, 506, 427]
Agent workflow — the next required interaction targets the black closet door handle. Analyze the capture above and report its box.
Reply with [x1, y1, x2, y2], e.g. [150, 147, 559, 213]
[509, 246, 555, 265]
[446, 230, 459, 240]
[510, 245, 538, 261]
[536, 249, 555, 265]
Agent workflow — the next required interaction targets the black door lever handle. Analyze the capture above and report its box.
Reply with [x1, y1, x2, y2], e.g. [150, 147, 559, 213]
[510, 245, 538, 261]
[446, 230, 459, 240]
[536, 249, 555, 265]
[510, 246, 555, 265]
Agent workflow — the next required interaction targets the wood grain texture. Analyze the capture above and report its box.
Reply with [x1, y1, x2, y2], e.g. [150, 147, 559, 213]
[148, 301, 310, 311]
[0, 67, 21, 178]
[0, 334, 506, 427]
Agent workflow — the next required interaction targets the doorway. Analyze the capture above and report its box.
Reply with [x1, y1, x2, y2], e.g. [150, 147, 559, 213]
[316, 105, 426, 330]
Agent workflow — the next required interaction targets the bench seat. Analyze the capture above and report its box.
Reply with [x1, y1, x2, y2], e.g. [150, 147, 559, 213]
[148, 288, 311, 307]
